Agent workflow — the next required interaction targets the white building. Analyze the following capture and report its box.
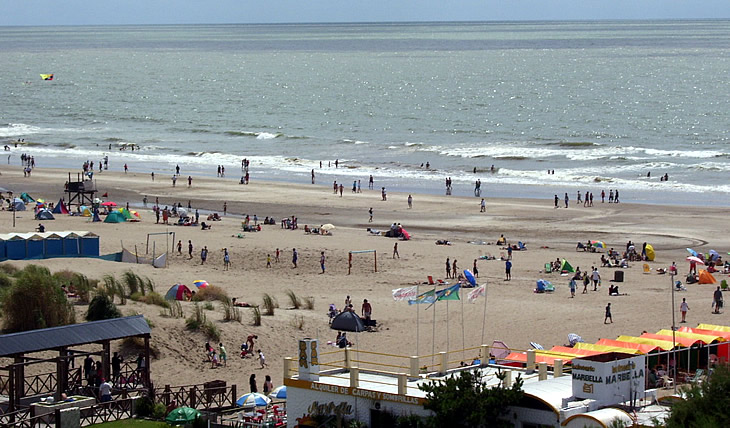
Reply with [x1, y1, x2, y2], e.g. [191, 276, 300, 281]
[283, 339, 672, 427]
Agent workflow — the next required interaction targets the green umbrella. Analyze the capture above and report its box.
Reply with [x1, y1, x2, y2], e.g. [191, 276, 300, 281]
[165, 406, 200, 425]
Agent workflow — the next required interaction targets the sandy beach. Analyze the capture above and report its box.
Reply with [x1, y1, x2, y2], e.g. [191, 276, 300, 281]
[1, 164, 729, 391]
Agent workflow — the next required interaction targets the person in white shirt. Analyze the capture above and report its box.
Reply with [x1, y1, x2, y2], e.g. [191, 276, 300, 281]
[680, 298, 690, 323]
[99, 378, 113, 402]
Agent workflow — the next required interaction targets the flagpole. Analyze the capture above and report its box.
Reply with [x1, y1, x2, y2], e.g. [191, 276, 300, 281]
[461, 285, 466, 361]
[432, 285, 436, 366]
[416, 284, 420, 358]
[446, 299, 450, 363]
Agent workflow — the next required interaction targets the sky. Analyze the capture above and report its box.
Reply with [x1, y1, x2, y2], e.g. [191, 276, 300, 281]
[1, 0, 728, 26]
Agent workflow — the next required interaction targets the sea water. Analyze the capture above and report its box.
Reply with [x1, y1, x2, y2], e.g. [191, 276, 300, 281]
[0, 21, 728, 205]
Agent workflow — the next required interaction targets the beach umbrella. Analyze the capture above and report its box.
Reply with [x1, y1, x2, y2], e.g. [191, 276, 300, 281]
[463, 269, 477, 287]
[165, 406, 200, 425]
[321, 223, 336, 231]
[568, 333, 584, 346]
[686, 256, 705, 265]
[193, 280, 209, 289]
[709, 250, 719, 260]
[236, 392, 271, 408]
[687, 248, 698, 257]
[268, 385, 286, 400]
[591, 241, 606, 249]
[101, 201, 117, 207]
[330, 311, 365, 332]
[530, 342, 544, 350]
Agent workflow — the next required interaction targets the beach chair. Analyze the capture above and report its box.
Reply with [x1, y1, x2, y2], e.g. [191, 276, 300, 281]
[660, 375, 674, 389]
[688, 369, 705, 384]
[643, 263, 651, 274]
[427, 276, 435, 285]
[544, 263, 552, 274]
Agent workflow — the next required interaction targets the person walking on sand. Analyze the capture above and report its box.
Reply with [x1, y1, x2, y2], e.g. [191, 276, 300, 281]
[249, 374, 257, 393]
[446, 258, 451, 279]
[564, 192, 569, 208]
[505, 259, 512, 281]
[177, 240, 182, 255]
[320, 251, 326, 274]
[604, 302, 613, 323]
[591, 267, 601, 291]
[408, 194, 413, 209]
[368, 207, 373, 223]
[188, 240, 193, 259]
[393, 242, 399, 259]
[223, 248, 230, 270]
[172, 175, 177, 187]
[292, 248, 298, 268]
[339, 183, 344, 197]
[713, 286, 723, 314]
[381, 187, 387, 201]
[362, 299, 372, 321]
[554, 194, 559, 208]
[452, 259, 458, 277]
[200, 246, 208, 265]
[223, 202, 227, 216]
[480, 198, 486, 212]
[188, 176, 192, 187]
[569, 277, 576, 298]
[275, 248, 280, 263]
[219, 343, 227, 367]
[258, 350, 267, 369]
[473, 259, 479, 278]
[266, 254, 272, 268]
[311, 169, 315, 184]
[680, 298, 690, 323]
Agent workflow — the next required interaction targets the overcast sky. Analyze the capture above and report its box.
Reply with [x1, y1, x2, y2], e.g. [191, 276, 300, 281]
[1, 0, 728, 26]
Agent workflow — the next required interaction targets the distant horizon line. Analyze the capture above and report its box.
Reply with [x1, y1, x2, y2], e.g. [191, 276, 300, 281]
[2, 17, 729, 29]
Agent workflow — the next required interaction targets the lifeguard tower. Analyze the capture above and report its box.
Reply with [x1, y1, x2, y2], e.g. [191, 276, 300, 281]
[65, 172, 97, 210]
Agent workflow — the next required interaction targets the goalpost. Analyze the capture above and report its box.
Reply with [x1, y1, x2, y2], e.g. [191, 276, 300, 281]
[348, 250, 377, 275]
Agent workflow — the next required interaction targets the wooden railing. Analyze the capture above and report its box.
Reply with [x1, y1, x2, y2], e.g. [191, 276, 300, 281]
[79, 396, 137, 426]
[24, 371, 57, 396]
[154, 383, 237, 410]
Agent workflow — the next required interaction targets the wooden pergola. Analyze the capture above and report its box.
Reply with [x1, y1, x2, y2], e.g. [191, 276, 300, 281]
[0, 315, 151, 413]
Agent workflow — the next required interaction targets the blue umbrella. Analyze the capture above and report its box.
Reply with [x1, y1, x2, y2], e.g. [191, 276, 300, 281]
[687, 248, 698, 257]
[709, 250, 719, 261]
[268, 385, 286, 399]
[463, 269, 477, 287]
[236, 392, 271, 407]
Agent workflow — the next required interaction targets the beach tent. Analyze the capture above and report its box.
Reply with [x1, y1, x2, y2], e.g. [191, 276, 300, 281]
[35, 209, 55, 220]
[80, 205, 92, 217]
[165, 283, 191, 301]
[331, 311, 366, 332]
[574, 342, 643, 355]
[12, 198, 26, 211]
[20, 192, 35, 203]
[52, 199, 69, 214]
[560, 259, 575, 273]
[645, 244, 655, 261]
[119, 208, 141, 222]
[104, 211, 126, 223]
[698, 270, 717, 284]
[80, 232, 100, 256]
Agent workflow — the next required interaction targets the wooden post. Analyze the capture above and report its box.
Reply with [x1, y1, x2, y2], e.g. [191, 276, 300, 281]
[410, 356, 420, 378]
[13, 357, 24, 406]
[374, 250, 377, 272]
[189, 387, 196, 408]
[58, 349, 69, 399]
[480, 345, 490, 367]
[349, 367, 359, 388]
[503, 369, 512, 387]
[439, 352, 448, 375]
[526, 349, 536, 373]
[554, 359, 563, 377]
[538, 362, 547, 381]
[344, 348, 352, 370]
[348, 252, 352, 275]
[230, 384, 236, 407]
[102, 341, 111, 381]
[397, 373, 407, 395]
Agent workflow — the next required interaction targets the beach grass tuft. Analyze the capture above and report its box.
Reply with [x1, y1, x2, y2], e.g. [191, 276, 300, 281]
[303, 296, 315, 310]
[262, 293, 276, 316]
[251, 306, 262, 326]
[286, 289, 301, 309]
[291, 314, 305, 330]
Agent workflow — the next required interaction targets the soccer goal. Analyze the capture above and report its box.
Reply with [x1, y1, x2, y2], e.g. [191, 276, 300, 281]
[348, 250, 377, 275]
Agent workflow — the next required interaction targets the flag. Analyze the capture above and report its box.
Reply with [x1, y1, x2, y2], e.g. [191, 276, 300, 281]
[436, 284, 460, 301]
[408, 289, 436, 305]
[467, 285, 486, 303]
[392, 286, 418, 301]
[40, 74, 54, 80]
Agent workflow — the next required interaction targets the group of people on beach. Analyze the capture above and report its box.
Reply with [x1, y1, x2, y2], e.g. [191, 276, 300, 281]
[555, 189, 620, 208]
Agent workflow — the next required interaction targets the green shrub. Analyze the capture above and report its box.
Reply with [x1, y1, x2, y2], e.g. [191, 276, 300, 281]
[71, 273, 95, 304]
[192, 285, 228, 302]
[86, 295, 122, 321]
[222, 298, 242, 322]
[203, 320, 221, 342]
[262, 293, 276, 316]
[122, 270, 154, 296]
[0, 272, 13, 289]
[252, 306, 262, 326]
[0, 263, 19, 276]
[132, 291, 170, 308]
[152, 402, 167, 420]
[165, 300, 184, 318]
[135, 396, 154, 417]
[286, 289, 301, 309]
[185, 303, 206, 330]
[204, 301, 214, 311]
[2, 265, 75, 332]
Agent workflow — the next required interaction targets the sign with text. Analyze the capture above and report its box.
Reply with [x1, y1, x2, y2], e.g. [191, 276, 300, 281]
[572, 354, 645, 405]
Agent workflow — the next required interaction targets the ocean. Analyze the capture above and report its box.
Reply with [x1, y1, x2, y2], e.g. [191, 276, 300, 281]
[1, 21, 729, 205]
